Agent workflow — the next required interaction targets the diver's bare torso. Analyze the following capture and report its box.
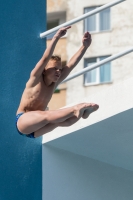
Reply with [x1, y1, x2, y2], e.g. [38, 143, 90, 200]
[16, 74, 57, 114]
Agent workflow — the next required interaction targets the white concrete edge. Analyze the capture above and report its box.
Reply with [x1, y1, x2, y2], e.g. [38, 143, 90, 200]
[42, 77, 133, 144]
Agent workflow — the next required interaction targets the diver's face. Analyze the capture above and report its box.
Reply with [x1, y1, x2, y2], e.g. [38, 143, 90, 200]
[44, 60, 62, 82]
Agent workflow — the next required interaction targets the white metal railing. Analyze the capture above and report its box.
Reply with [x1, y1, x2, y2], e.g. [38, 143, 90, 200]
[40, 0, 126, 38]
[62, 47, 133, 83]
[40, 0, 132, 84]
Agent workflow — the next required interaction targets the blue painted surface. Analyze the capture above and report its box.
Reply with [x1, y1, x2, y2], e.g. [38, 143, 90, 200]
[0, 0, 46, 199]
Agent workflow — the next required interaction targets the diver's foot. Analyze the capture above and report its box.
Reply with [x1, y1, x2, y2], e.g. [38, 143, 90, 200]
[82, 103, 99, 119]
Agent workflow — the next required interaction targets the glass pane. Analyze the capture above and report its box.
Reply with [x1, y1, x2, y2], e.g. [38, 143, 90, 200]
[99, 8, 110, 31]
[100, 57, 111, 82]
[47, 20, 59, 39]
[84, 58, 97, 84]
[84, 7, 96, 32]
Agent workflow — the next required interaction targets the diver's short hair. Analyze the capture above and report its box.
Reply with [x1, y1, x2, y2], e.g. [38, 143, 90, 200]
[50, 55, 61, 62]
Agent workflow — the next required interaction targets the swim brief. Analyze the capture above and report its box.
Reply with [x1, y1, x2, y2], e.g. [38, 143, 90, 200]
[16, 112, 35, 138]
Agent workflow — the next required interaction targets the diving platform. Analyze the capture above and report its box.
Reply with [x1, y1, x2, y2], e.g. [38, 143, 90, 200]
[42, 77, 133, 200]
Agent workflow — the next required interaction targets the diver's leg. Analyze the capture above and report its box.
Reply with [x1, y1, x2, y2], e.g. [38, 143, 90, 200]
[17, 103, 99, 135]
[34, 103, 99, 137]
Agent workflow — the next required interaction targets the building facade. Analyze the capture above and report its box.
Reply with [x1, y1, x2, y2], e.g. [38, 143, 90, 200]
[47, 0, 133, 108]
[47, 0, 67, 109]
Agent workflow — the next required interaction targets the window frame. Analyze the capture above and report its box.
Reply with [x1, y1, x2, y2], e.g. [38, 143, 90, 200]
[84, 56, 112, 86]
[84, 6, 111, 34]
[47, 11, 66, 40]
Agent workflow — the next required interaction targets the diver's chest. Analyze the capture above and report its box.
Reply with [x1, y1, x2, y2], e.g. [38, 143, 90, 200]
[34, 82, 55, 99]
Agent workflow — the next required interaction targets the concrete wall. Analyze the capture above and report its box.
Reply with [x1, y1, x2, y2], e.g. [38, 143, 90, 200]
[47, 0, 67, 12]
[43, 145, 133, 200]
[0, 0, 46, 199]
[46, 0, 133, 106]
[47, 38, 67, 61]
[66, 0, 133, 104]
[48, 89, 66, 110]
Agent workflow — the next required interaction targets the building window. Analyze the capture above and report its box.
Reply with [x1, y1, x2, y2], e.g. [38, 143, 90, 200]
[84, 7, 111, 33]
[84, 56, 111, 86]
[47, 12, 66, 39]
[47, 20, 59, 39]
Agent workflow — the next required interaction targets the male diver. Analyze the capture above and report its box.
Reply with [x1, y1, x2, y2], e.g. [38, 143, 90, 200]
[16, 26, 99, 138]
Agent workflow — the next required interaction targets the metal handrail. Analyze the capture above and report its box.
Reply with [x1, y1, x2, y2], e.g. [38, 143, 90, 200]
[39, 0, 132, 84]
[62, 47, 133, 83]
[40, 0, 126, 38]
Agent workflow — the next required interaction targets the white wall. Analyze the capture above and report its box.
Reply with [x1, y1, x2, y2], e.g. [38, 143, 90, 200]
[43, 145, 133, 200]
[66, 0, 133, 105]
[42, 76, 133, 200]
[43, 2, 133, 199]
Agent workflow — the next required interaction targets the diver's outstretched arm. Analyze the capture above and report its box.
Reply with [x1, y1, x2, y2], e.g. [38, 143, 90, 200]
[31, 26, 71, 77]
[57, 32, 92, 84]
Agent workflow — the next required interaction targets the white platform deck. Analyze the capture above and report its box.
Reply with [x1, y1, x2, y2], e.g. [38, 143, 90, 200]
[42, 77, 133, 171]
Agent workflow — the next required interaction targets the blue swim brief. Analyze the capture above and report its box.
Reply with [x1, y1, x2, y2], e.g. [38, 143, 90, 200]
[16, 112, 35, 138]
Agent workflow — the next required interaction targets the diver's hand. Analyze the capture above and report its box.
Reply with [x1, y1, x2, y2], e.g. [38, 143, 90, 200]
[54, 26, 71, 39]
[82, 32, 92, 48]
